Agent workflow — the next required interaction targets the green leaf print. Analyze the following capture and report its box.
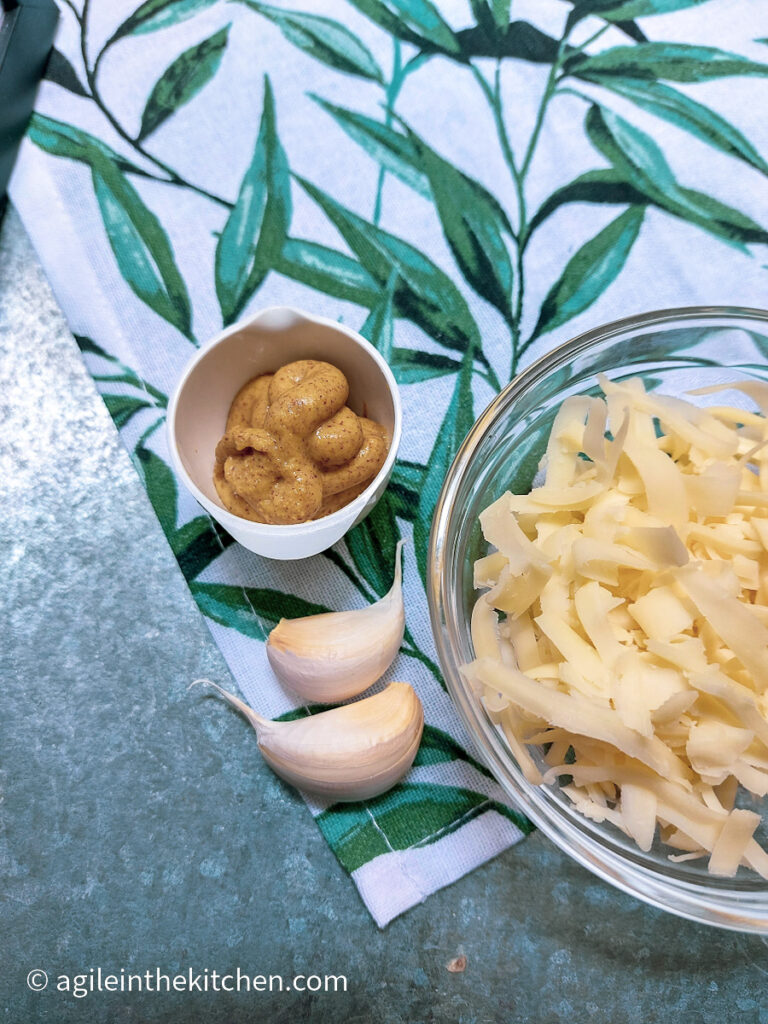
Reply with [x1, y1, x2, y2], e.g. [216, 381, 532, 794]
[468, 0, 512, 35]
[405, 125, 514, 319]
[94, 371, 168, 405]
[105, 0, 219, 46]
[531, 206, 644, 342]
[413, 359, 475, 586]
[456, 20, 560, 63]
[138, 25, 230, 141]
[317, 782, 531, 873]
[309, 96, 430, 198]
[344, 0, 428, 48]
[568, 0, 716, 20]
[490, 0, 512, 30]
[345, 494, 401, 598]
[75, 335, 169, 407]
[612, 21, 647, 44]
[346, 0, 460, 56]
[413, 725, 493, 778]
[238, 1, 384, 82]
[275, 238, 381, 307]
[360, 273, 397, 363]
[28, 114, 146, 177]
[466, 0, 502, 48]
[91, 155, 193, 338]
[215, 76, 291, 325]
[391, 461, 427, 495]
[173, 517, 233, 583]
[134, 444, 178, 537]
[73, 334, 113, 357]
[585, 105, 768, 248]
[295, 176, 482, 355]
[585, 78, 768, 177]
[391, 349, 461, 385]
[527, 169, 648, 238]
[190, 583, 331, 639]
[669, 189, 768, 247]
[44, 49, 89, 97]
[389, 461, 427, 521]
[584, 105, 688, 194]
[134, 445, 233, 580]
[387, 0, 461, 54]
[103, 395, 155, 429]
[568, 42, 768, 83]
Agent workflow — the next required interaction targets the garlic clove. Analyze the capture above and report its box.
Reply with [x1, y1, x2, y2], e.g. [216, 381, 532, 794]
[266, 540, 405, 703]
[193, 679, 424, 802]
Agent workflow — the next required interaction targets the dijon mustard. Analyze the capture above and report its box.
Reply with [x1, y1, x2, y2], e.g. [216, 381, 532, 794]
[213, 359, 389, 525]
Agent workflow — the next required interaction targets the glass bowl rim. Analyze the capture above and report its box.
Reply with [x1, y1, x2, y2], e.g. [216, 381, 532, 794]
[427, 305, 768, 933]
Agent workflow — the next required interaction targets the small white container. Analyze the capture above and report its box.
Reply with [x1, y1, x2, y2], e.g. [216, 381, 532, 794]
[167, 307, 402, 560]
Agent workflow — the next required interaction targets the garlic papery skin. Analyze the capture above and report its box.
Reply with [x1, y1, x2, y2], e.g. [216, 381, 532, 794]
[266, 540, 405, 702]
[193, 680, 424, 802]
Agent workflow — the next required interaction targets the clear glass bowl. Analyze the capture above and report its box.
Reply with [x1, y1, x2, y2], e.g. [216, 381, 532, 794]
[428, 307, 768, 933]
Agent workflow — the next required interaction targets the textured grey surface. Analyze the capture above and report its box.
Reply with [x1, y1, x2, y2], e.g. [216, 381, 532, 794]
[3, 203, 768, 1024]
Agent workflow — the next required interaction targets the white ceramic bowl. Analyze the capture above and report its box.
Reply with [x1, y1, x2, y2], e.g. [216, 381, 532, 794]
[167, 307, 402, 559]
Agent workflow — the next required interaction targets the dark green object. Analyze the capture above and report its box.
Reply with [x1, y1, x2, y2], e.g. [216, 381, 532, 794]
[138, 24, 230, 142]
[0, 0, 58, 206]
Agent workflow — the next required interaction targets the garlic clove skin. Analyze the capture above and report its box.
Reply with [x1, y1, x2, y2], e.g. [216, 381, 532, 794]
[193, 679, 424, 802]
[266, 540, 405, 703]
[258, 681, 424, 801]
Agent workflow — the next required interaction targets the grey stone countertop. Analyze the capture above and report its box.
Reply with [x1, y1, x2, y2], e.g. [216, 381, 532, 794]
[2, 204, 768, 1024]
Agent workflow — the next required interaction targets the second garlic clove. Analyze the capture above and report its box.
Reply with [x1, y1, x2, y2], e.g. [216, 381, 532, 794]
[266, 540, 405, 702]
[194, 679, 424, 802]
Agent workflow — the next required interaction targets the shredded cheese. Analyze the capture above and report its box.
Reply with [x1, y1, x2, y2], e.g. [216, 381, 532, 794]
[464, 377, 768, 879]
